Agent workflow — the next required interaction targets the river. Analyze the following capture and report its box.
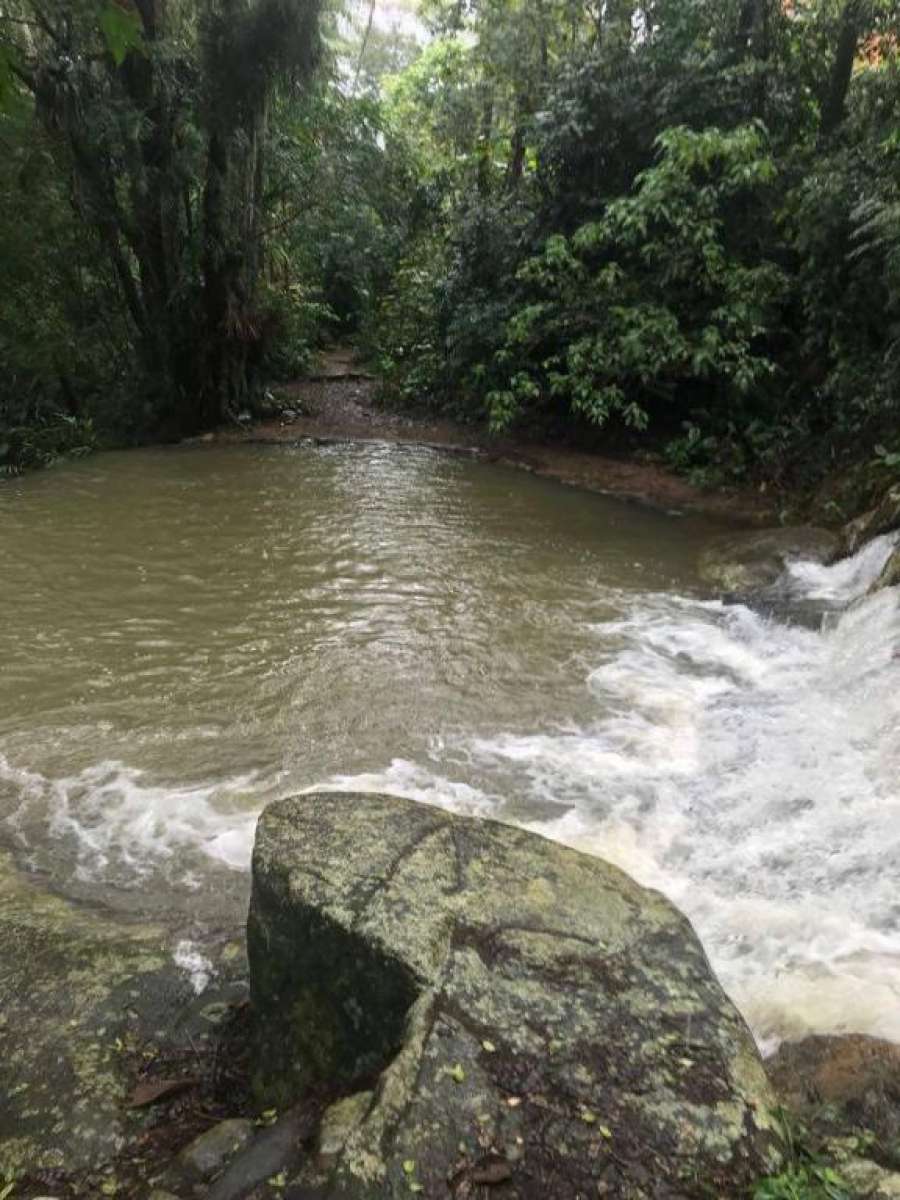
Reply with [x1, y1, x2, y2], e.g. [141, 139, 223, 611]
[1, 442, 898, 1049]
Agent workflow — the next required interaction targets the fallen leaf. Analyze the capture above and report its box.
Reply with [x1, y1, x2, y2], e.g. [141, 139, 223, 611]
[126, 1077, 197, 1108]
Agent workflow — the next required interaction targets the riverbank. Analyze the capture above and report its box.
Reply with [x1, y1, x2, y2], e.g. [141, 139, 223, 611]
[6, 795, 900, 1200]
[214, 355, 778, 527]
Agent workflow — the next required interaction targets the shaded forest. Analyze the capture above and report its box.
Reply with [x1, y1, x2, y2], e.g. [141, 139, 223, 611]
[0, 0, 898, 507]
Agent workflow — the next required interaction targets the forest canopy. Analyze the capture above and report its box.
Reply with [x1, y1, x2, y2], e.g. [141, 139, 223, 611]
[0, 0, 898, 498]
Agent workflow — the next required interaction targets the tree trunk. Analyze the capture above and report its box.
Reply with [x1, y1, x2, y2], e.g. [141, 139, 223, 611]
[820, 0, 865, 138]
[477, 84, 494, 197]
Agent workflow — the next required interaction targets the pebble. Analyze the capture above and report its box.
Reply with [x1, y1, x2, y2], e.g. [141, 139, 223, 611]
[177, 1117, 255, 1180]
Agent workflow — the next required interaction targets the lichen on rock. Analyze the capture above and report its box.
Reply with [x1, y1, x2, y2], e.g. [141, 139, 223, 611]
[248, 792, 784, 1198]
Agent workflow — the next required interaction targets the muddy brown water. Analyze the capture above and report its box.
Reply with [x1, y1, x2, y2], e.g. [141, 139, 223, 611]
[2, 441, 898, 1047]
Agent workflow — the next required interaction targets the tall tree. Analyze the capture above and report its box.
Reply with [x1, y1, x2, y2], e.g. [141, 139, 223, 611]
[2, 0, 321, 433]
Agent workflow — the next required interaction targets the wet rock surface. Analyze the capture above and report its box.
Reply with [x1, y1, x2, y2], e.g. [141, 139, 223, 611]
[0, 849, 173, 1176]
[767, 1035, 900, 1197]
[698, 525, 840, 594]
[177, 1119, 256, 1181]
[205, 1106, 319, 1200]
[249, 792, 783, 1199]
[768, 1035, 900, 1166]
[872, 546, 900, 593]
[841, 485, 900, 556]
[0, 848, 250, 1192]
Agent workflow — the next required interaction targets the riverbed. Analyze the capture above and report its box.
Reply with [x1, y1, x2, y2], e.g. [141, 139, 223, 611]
[1, 441, 898, 1049]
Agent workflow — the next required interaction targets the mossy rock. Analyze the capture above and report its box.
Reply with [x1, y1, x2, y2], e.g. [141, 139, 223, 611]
[698, 526, 840, 594]
[768, 1035, 900, 1168]
[841, 484, 900, 557]
[248, 792, 783, 1199]
[871, 546, 900, 593]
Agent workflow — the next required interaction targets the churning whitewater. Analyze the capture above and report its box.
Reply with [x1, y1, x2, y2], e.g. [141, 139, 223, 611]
[1, 446, 898, 1050]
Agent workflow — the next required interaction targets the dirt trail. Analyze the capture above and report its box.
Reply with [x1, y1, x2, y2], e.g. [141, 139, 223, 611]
[220, 351, 776, 525]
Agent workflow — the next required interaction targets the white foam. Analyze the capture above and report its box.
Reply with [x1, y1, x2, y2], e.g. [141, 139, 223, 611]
[786, 530, 898, 603]
[314, 760, 501, 817]
[174, 939, 214, 993]
[1, 756, 260, 881]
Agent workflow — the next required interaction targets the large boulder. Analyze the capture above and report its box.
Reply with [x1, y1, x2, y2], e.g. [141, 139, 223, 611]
[698, 526, 839, 594]
[841, 485, 900, 557]
[248, 793, 782, 1199]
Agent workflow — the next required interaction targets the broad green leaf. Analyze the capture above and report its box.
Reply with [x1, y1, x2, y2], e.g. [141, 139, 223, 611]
[99, 3, 144, 66]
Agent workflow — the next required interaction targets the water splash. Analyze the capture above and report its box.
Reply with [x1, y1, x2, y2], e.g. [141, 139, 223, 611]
[785, 530, 898, 604]
[1, 756, 260, 881]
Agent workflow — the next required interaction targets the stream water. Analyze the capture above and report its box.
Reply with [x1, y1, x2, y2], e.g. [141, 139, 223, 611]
[1, 442, 898, 1048]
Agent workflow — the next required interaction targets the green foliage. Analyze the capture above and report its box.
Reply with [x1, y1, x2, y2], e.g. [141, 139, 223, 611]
[371, 0, 900, 496]
[258, 283, 335, 381]
[2, 0, 900, 497]
[0, 414, 97, 476]
[752, 1162, 849, 1200]
[98, 2, 144, 66]
[487, 125, 787, 434]
[0, 0, 324, 455]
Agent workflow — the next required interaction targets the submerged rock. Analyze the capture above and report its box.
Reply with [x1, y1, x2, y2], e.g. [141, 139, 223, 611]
[698, 525, 839, 593]
[249, 792, 782, 1199]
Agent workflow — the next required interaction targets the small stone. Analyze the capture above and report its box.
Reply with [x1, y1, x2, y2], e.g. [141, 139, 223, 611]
[841, 1157, 900, 1199]
[177, 1118, 255, 1180]
[318, 1091, 372, 1157]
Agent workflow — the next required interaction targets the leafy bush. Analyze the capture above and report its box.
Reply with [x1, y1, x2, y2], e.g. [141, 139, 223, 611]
[0, 412, 97, 477]
[753, 1162, 849, 1200]
[486, 125, 787, 435]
